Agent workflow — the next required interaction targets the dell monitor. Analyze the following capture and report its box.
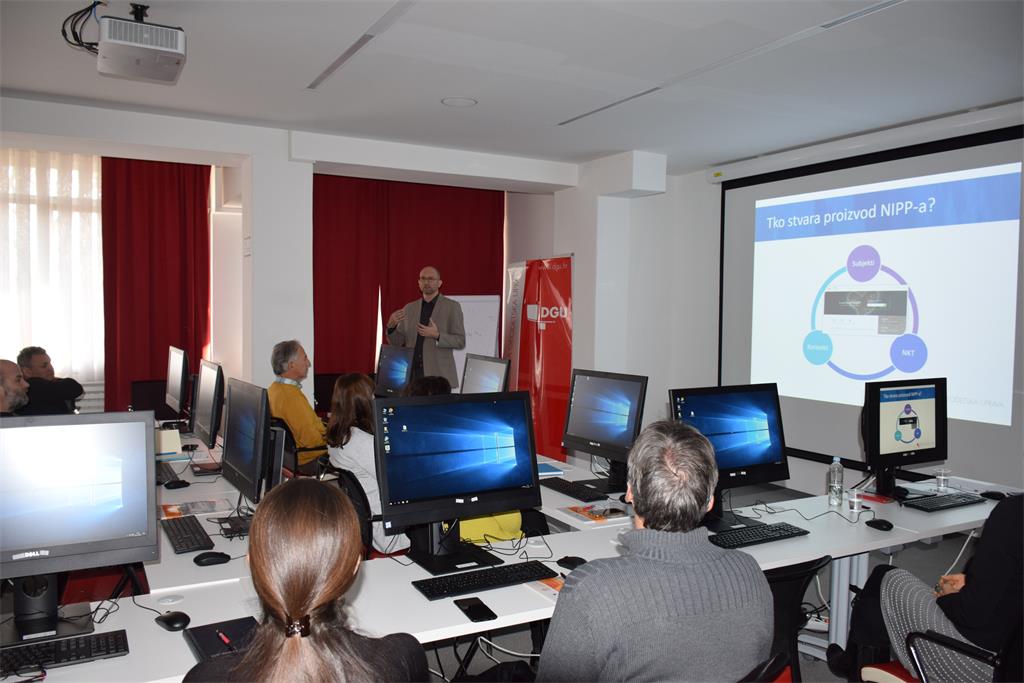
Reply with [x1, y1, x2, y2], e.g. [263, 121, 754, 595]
[562, 369, 648, 493]
[221, 379, 272, 514]
[192, 359, 225, 449]
[460, 354, 511, 394]
[0, 411, 159, 643]
[374, 391, 541, 574]
[669, 383, 790, 531]
[862, 377, 947, 498]
[375, 345, 413, 397]
[165, 345, 190, 417]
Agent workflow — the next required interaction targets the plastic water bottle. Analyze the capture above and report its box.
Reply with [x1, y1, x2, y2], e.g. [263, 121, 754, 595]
[828, 456, 844, 507]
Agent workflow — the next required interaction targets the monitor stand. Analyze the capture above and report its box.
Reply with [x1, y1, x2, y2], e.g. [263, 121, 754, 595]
[406, 521, 503, 575]
[701, 488, 763, 533]
[0, 574, 94, 647]
[870, 465, 898, 499]
[575, 459, 628, 495]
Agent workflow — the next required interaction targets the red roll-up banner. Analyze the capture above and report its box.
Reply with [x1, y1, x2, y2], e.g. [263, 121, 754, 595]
[512, 256, 573, 461]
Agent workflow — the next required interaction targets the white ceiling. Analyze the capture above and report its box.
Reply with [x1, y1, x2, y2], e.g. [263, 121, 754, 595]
[1, 0, 1021, 174]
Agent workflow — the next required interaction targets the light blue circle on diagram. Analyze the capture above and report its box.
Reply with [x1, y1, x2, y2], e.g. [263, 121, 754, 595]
[803, 330, 833, 365]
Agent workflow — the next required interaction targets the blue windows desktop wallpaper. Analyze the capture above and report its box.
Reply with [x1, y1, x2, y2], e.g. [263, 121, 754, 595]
[672, 390, 784, 470]
[383, 399, 534, 503]
[565, 375, 643, 448]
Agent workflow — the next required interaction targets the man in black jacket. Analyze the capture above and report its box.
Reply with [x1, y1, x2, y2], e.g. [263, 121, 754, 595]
[17, 346, 83, 415]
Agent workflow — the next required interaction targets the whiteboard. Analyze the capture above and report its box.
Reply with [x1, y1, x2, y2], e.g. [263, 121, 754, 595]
[448, 294, 500, 388]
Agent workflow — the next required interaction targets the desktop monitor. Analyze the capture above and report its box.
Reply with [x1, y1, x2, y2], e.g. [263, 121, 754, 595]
[862, 377, 947, 498]
[460, 354, 511, 394]
[562, 369, 648, 493]
[374, 391, 541, 574]
[221, 378, 272, 506]
[669, 383, 790, 531]
[375, 345, 414, 396]
[165, 345, 190, 415]
[0, 411, 159, 641]
[192, 359, 225, 449]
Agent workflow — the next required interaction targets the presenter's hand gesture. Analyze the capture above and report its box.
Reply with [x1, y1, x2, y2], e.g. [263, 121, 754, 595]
[417, 318, 440, 339]
[387, 309, 406, 328]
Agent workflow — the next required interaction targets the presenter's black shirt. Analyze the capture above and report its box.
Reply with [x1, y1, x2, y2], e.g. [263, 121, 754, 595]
[411, 296, 438, 379]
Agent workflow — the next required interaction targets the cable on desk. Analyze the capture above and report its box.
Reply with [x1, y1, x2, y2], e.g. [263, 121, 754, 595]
[130, 594, 163, 617]
[751, 500, 877, 525]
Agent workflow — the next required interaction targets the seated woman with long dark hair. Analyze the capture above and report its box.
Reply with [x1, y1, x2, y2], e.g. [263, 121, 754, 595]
[325, 372, 410, 554]
[183, 479, 427, 682]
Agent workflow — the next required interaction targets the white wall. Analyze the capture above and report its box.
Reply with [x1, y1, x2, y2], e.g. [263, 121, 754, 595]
[209, 208, 243, 381]
[506, 192, 555, 264]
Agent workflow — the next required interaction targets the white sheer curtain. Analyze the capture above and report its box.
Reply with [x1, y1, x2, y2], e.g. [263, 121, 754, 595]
[1, 149, 104, 382]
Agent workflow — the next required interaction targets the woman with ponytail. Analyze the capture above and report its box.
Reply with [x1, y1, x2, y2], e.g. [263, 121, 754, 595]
[183, 478, 428, 682]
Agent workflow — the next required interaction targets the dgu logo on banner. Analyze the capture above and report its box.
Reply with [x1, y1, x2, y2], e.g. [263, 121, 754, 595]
[526, 304, 570, 330]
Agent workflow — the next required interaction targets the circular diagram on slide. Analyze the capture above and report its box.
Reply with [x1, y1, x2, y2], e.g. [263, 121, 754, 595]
[803, 245, 927, 380]
[895, 403, 922, 443]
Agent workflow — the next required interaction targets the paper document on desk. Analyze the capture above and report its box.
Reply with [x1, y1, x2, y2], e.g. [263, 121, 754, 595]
[563, 504, 629, 523]
[526, 576, 564, 601]
[161, 499, 234, 519]
[155, 429, 183, 458]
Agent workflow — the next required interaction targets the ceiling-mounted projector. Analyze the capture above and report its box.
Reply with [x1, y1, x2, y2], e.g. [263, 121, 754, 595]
[97, 14, 186, 84]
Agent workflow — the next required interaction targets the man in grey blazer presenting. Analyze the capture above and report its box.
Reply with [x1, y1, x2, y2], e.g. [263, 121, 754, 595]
[386, 265, 466, 388]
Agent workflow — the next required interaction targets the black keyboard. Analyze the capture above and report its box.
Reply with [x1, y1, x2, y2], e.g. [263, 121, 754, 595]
[710, 522, 809, 549]
[160, 514, 215, 553]
[412, 560, 559, 600]
[903, 492, 986, 512]
[539, 477, 608, 503]
[1, 630, 129, 676]
[156, 461, 181, 486]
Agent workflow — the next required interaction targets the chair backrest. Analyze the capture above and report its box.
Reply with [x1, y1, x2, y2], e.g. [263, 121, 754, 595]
[269, 417, 300, 476]
[764, 554, 832, 682]
[332, 467, 375, 559]
[738, 651, 790, 682]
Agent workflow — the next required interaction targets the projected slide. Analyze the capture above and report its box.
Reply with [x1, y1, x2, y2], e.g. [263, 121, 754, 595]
[752, 163, 1021, 425]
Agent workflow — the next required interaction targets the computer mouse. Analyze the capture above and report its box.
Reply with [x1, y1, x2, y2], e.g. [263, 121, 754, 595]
[154, 610, 191, 631]
[164, 479, 190, 490]
[980, 490, 1008, 501]
[556, 556, 587, 571]
[193, 551, 231, 566]
[865, 518, 893, 531]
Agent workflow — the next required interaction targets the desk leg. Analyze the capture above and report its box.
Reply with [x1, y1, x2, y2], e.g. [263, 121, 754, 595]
[828, 552, 869, 647]
[802, 552, 871, 662]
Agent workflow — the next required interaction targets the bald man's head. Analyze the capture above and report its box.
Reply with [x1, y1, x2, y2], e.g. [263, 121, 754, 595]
[0, 359, 30, 413]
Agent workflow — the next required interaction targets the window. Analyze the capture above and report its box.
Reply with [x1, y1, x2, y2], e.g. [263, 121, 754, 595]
[1, 149, 105, 393]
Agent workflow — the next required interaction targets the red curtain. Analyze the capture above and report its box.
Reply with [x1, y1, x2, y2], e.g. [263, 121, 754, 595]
[313, 176, 504, 374]
[102, 158, 211, 412]
[381, 181, 505, 323]
[312, 175, 387, 374]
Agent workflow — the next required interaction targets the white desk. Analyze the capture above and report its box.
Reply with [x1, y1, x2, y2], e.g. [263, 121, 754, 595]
[30, 478, 1000, 681]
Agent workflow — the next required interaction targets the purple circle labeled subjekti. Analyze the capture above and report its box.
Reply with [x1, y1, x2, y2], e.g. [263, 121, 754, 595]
[904, 404, 912, 414]
[890, 334, 928, 373]
[847, 245, 881, 282]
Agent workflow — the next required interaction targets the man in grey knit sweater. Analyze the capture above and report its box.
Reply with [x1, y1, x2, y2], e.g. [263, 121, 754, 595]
[536, 421, 774, 682]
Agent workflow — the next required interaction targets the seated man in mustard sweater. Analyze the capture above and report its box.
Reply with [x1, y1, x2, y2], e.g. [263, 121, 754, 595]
[267, 340, 326, 475]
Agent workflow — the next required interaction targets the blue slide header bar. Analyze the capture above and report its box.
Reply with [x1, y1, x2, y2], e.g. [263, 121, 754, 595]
[880, 387, 936, 403]
[755, 172, 1021, 242]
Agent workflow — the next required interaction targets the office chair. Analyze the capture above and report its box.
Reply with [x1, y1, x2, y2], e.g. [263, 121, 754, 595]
[763, 554, 832, 682]
[316, 457, 377, 559]
[269, 418, 323, 479]
[738, 651, 791, 682]
[860, 623, 1021, 683]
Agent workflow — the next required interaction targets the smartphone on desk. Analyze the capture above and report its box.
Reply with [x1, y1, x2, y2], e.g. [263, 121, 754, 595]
[454, 597, 497, 622]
